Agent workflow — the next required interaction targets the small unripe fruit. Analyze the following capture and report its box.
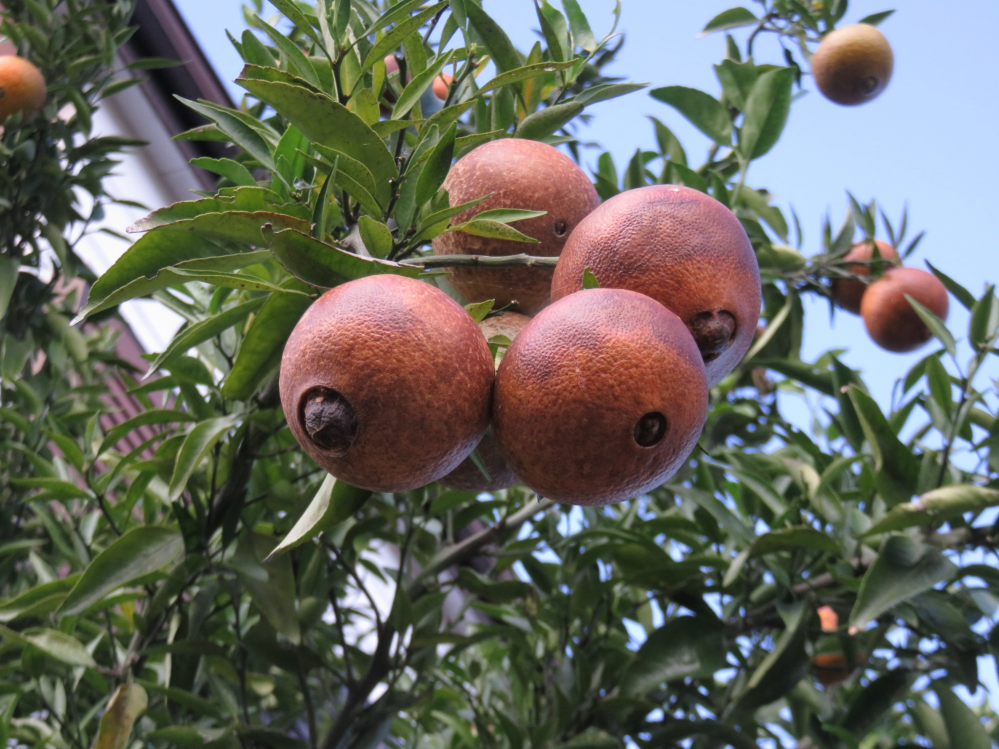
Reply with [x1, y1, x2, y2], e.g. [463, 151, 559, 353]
[433, 73, 452, 100]
[551, 185, 761, 387]
[280, 275, 495, 492]
[860, 267, 949, 353]
[0, 56, 46, 121]
[812, 24, 893, 106]
[433, 138, 600, 315]
[493, 289, 708, 506]
[830, 240, 899, 315]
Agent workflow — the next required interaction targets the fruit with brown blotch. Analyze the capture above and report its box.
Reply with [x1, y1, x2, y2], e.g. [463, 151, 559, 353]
[0, 56, 46, 121]
[493, 288, 708, 506]
[861, 266, 949, 353]
[550, 184, 761, 387]
[830, 239, 900, 314]
[432, 138, 600, 315]
[811, 24, 894, 106]
[440, 311, 531, 492]
[279, 275, 495, 493]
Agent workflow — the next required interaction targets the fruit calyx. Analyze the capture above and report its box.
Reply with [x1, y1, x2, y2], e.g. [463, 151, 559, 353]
[302, 387, 358, 456]
[689, 309, 737, 363]
[634, 412, 668, 448]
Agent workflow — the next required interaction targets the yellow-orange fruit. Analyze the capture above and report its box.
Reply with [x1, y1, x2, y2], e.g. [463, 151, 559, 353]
[812, 24, 893, 106]
[432, 138, 600, 315]
[861, 267, 949, 353]
[433, 72, 452, 100]
[493, 288, 708, 506]
[830, 239, 899, 314]
[279, 275, 495, 492]
[550, 185, 761, 387]
[817, 605, 839, 633]
[0, 55, 46, 121]
[440, 311, 532, 492]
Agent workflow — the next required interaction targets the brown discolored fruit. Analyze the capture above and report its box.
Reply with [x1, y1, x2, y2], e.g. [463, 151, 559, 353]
[550, 185, 761, 387]
[812, 652, 866, 688]
[432, 138, 600, 315]
[861, 267, 949, 353]
[279, 275, 495, 492]
[440, 311, 532, 492]
[493, 288, 708, 506]
[830, 239, 900, 314]
[0, 56, 46, 121]
[812, 24, 893, 106]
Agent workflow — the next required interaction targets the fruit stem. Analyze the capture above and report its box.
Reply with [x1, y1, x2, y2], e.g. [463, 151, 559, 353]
[400, 253, 559, 268]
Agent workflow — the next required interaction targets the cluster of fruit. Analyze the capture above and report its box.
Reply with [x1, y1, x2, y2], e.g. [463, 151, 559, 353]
[281, 137, 762, 505]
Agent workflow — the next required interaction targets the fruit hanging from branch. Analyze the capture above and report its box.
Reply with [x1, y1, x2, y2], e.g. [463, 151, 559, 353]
[830, 239, 900, 314]
[0, 55, 45, 120]
[811, 23, 894, 106]
[861, 266, 950, 352]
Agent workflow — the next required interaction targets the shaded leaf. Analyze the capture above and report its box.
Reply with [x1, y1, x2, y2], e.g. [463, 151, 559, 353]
[91, 684, 148, 749]
[621, 617, 725, 694]
[168, 416, 241, 502]
[267, 475, 372, 560]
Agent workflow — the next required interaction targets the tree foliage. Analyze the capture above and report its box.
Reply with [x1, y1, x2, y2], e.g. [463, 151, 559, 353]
[2, 1, 999, 748]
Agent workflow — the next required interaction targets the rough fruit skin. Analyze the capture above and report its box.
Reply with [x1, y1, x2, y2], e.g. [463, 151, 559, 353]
[0, 56, 46, 120]
[493, 288, 708, 506]
[550, 185, 761, 387]
[440, 311, 532, 492]
[279, 275, 495, 492]
[432, 138, 600, 315]
[812, 24, 893, 106]
[831, 240, 899, 314]
[861, 267, 949, 353]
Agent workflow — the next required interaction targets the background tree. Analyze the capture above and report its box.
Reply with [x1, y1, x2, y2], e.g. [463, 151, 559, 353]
[3, 1, 999, 749]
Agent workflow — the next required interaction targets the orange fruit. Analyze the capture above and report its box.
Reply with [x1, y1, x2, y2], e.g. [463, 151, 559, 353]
[440, 311, 532, 493]
[812, 24, 893, 106]
[817, 605, 839, 632]
[279, 275, 495, 492]
[493, 288, 708, 506]
[812, 652, 865, 687]
[432, 138, 600, 315]
[860, 267, 949, 353]
[550, 185, 761, 387]
[0, 55, 46, 121]
[433, 72, 452, 100]
[830, 239, 900, 314]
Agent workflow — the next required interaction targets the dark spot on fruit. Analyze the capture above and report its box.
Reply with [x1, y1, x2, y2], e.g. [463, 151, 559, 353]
[689, 310, 737, 363]
[554, 220, 567, 237]
[301, 387, 357, 456]
[860, 76, 879, 94]
[634, 412, 667, 448]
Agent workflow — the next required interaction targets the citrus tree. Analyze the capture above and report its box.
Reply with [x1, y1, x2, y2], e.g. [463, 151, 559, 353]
[3, 1, 999, 749]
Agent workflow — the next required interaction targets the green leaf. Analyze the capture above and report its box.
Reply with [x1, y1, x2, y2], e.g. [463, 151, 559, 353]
[621, 617, 725, 695]
[465, 1, 523, 73]
[59, 527, 184, 617]
[700, 7, 759, 35]
[360, 2, 449, 73]
[572, 82, 649, 106]
[147, 298, 265, 375]
[738, 67, 794, 160]
[562, 0, 597, 52]
[190, 157, 257, 187]
[447, 219, 540, 243]
[393, 49, 457, 120]
[254, 16, 320, 88]
[969, 287, 999, 347]
[10, 478, 93, 501]
[650, 86, 731, 145]
[18, 628, 97, 667]
[464, 299, 494, 322]
[98, 409, 198, 457]
[936, 686, 991, 749]
[129, 188, 310, 231]
[847, 385, 920, 506]
[926, 261, 975, 311]
[91, 684, 148, 749]
[750, 527, 838, 556]
[906, 294, 956, 358]
[582, 267, 599, 289]
[223, 283, 314, 401]
[357, 216, 394, 258]
[849, 535, 958, 632]
[236, 73, 397, 190]
[263, 225, 422, 287]
[416, 122, 457, 208]
[266, 475, 372, 560]
[864, 485, 999, 536]
[535, 0, 568, 62]
[178, 97, 277, 171]
[0, 257, 17, 320]
[515, 101, 585, 141]
[858, 10, 896, 26]
[309, 144, 386, 214]
[477, 59, 578, 96]
[168, 415, 241, 502]
[230, 532, 301, 644]
[737, 602, 809, 711]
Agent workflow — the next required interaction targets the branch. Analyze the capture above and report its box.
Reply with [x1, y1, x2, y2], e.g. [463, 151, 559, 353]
[399, 253, 560, 269]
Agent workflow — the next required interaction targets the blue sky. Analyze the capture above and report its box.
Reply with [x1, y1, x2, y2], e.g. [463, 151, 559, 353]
[173, 0, 999, 415]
